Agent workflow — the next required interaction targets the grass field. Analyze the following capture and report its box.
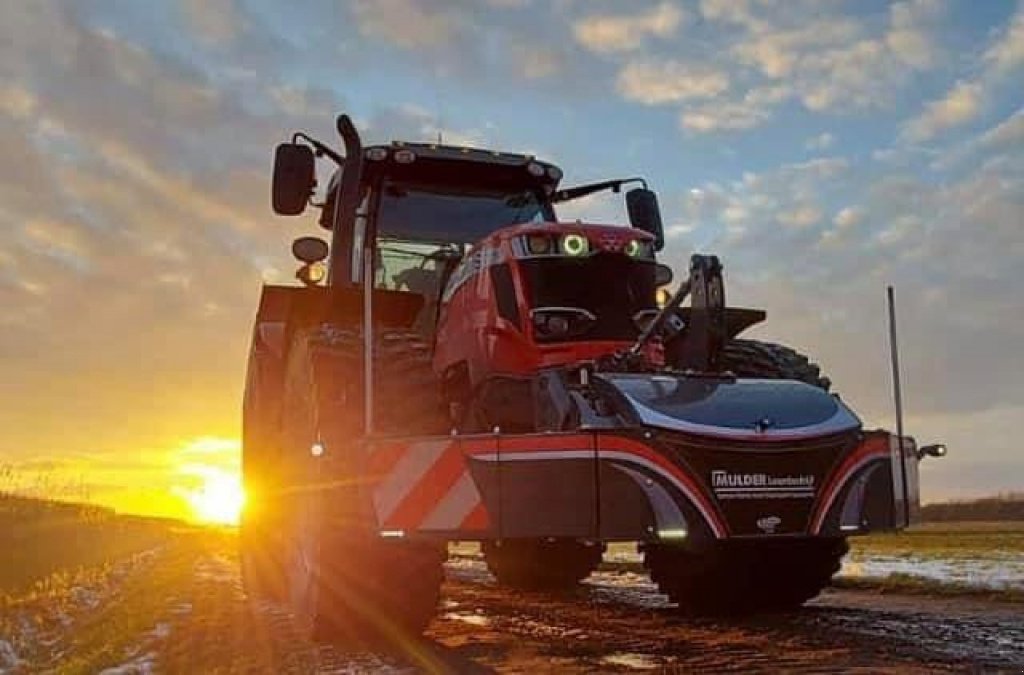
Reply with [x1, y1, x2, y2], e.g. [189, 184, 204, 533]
[848, 520, 1024, 557]
[0, 496, 230, 673]
[0, 496, 178, 593]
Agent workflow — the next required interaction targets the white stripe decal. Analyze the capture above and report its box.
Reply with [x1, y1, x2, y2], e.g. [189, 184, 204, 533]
[373, 440, 449, 524]
[473, 448, 725, 538]
[811, 454, 886, 533]
[612, 464, 688, 533]
[599, 451, 725, 538]
[419, 470, 481, 531]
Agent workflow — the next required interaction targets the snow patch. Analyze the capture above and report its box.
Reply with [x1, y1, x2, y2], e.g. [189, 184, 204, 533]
[170, 602, 192, 615]
[0, 639, 24, 670]
[443, 611, 490, 626]
[601, 652, 663, 670]
[69, 586, 101, 610]
[97, 651, 157, 675]
[841, 554, 1024, 591]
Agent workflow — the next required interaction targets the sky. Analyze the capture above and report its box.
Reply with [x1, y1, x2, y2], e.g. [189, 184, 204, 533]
[0, 0, 1021, 520]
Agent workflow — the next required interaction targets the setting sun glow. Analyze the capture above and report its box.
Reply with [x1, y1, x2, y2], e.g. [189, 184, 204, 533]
[184, 471, 245, 525]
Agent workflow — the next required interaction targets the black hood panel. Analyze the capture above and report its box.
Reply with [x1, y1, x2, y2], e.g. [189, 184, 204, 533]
[602, 374, 861, 440]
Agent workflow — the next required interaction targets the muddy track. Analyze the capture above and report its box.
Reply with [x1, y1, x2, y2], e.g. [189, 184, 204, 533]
[3, 537, 1021, 673]
[429, 560, 1023, 673]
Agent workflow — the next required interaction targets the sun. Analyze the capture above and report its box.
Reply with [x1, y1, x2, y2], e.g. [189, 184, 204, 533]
[184, 470, 245, 526]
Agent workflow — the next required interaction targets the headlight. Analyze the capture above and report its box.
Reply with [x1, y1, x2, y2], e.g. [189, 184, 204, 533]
[526, 234, 553, 255]
[561, 233, 589, 257]
[625, 239, 652, 258]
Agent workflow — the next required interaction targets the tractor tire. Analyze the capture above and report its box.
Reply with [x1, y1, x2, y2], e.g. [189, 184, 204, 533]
[279, 327, 448, 642]
[482, 540, 605, 591]
[240, 513, 288, 603]
[719, 338, 831, 390]
[648, 338, 843, 613]
[643, 538, 849, 614]
[294, 533, 446, 643]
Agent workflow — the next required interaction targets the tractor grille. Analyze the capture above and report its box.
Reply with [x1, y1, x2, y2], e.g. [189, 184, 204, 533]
[521, 254, 655, 342]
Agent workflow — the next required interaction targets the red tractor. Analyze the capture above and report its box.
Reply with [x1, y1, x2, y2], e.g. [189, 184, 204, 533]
[241, 115, 944, 639]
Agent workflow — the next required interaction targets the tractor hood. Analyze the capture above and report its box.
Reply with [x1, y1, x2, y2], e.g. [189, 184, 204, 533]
[600, 374, 861, 441]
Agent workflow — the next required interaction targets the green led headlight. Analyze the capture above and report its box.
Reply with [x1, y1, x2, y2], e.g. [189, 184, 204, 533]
[561, 233, 589, 257]
[625, 239, 641, 257]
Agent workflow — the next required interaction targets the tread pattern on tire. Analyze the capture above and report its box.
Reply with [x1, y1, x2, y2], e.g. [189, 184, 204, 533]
[719, 338, 831, 390]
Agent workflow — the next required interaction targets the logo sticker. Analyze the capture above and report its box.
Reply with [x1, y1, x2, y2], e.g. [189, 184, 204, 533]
[756, 515, 782, 534]
[710, 470, 816, 500]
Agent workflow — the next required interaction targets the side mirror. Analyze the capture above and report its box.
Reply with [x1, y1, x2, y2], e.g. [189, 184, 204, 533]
[626, 188, 665, 251]
[917, 443, 947, 460]
[655, 263, 673, 287]
[292, 236, 329, 264]
[272, 143, 316, 215]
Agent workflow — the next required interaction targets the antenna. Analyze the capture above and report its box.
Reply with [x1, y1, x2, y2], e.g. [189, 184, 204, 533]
[887, 285, 913, 525]
[437, 130, 443, 145]
[886, 286, 904, 443]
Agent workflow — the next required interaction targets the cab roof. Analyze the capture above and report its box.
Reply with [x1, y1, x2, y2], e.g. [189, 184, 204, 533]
[360, 142, 563, 194]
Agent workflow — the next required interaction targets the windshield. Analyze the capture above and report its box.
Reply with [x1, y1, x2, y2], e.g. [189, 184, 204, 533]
[375, 238, 462, 335]
[376, 182, 553, 245]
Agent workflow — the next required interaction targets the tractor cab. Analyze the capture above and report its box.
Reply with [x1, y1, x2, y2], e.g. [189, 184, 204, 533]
[271, 126, 666, 343]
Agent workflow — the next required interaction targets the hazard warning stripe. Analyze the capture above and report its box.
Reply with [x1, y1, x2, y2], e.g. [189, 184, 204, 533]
[383, 442, 468, 529]
[372, 439, 449, 523]
[809, 434, 891, 534]
[371, 438, 492, 532]
[419, 470, 480, 531]
[460, 501, 490, 530]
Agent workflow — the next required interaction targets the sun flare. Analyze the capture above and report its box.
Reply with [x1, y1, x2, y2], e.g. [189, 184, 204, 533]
[184, 470, 245, 525]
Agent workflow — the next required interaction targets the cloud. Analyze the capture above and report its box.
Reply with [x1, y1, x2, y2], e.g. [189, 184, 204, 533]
[983, 3, 1024, 72]
[679, 100, 768, 132]
[179, 0, 242, 45]
[902, 80, 984, 141]
[573, 2, 685, 54]
[350, 0, 465, 50]
[902, 4, 1022, 144]
[616, 60, 729, 105]
[885, 0, 945, 69]
[930, 105, 1024, 170]
[776, 204, 822, 229]
[832, 207, 862, 229]
[647, 0, 949, 134]
[805, 132, 835, 151]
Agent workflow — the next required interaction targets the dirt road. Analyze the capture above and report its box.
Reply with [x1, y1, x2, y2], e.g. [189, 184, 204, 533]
[2, 536, 1021, 673]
